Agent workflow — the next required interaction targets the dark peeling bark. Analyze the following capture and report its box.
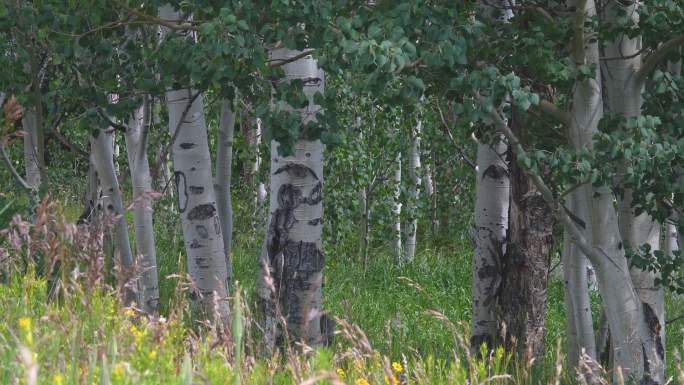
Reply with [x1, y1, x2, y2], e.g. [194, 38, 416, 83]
[259, 141, 331, 349]
[498, 118, 554, 360]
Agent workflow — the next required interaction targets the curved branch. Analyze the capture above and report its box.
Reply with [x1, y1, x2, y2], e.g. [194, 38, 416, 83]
[536, 99, 570, 127]
[268, 50, 315, 68]
[485, 107, 602, 267]
[0, 138, 33, 191]
[635, 34, 684, 86]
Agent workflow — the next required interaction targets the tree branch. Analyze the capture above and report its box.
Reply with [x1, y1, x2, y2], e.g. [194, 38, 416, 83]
[0, 137, 34, 191]
[635, 34, 684, 86]
[485, 106, 603, 266]
[435, 102, 476, 170]
[536, 99, 570, 127]
[48, 130, 89, 160]
[268, 50, 315, 68]
[151, 90, 200, 181]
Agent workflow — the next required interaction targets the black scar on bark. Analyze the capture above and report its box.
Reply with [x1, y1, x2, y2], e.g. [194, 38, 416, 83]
[189, 185, 204, 195]
[642, 302, 665, 359]
[187, 204, 216, 220]
[277, 184, 302, 209]
[107, 204, 115, 212]
[180, 142, 196, 149]
[213, 216, 221, 235]
[274, 163, 318, 180]
[194, 256, 210, 268]
[266, 177, 326, 344]
[482, 164, 508, 180]
[470, 334, 496, 356]
[304, 182, 322, 205]
[196, 225, 209, 239]
[175, 172, 188, 213]
[189, 239, 203, 249]
[308, 218, 322, 226]
[641, 345, 659, 385]
[146, 298, 160, 313]
[320, 313, 336, 346]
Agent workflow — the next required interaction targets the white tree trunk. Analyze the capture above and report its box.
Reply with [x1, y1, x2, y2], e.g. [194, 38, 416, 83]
[22, 108, 41, 189]
[393, 151, 402, 262]
[602, 2, 665, 381]
[562, 191, 596, 371]
[663, 222, 678, 257]
[91, 127, 136, 305]
[404, 120, 422, 263]
[565, 1, 662, 381]
[215, 99, 235, 284]
[159, 4, 230, 324]
[124, 97, 160, 316]
[259, 48, 328, 346]
[358, 187, 369, 266]
[470, 137, 509, 352]
[424, 158, 438, 234]
[618, 193, 665, 378]
[164, 88, 230, 322]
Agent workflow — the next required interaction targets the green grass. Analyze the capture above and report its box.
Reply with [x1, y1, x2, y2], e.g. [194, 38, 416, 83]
[1, 195, 684, 384]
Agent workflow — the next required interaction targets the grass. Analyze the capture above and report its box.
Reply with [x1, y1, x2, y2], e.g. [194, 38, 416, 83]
[1, 193, 683, 385]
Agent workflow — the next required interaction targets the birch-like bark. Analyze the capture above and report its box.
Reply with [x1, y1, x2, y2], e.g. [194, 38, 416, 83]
[164, 88, 230, 322]
[566, 0, 662, 381]
[159, 4, 230, 323]
[124, 97, 160, 315]
[470, 0, 511, 354]
[259, 48, 329, 347]
[215, 99, 235, 285]
[602, 2, 665, 381]
[562, 191, 596, 370]
[393, 151, 403, 262]
[22, 108, 41, 189]
[404, 120, 422, 263]
[358, 187, 370, 267]
[470, 137, 509, 353]
[424, 158, 438, 234]
[91, 127, 136, 305]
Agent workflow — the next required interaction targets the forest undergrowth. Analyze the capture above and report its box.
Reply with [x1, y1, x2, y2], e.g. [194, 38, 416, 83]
[1, 192, 684, 385]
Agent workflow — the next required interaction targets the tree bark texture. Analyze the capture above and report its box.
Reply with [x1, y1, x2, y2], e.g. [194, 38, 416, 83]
[91, 127, 136, 305]
[601, 1, 665, 381]
[164, 88, 230, 323]
[259, 48, 330, 348]
[22, 108, 41, 189]
[159, 4, 230, 324]
[215, 99, 235, 285]
[404, 120, 422, 263]
[470, 137, 509, 353]
[124, 98, 160, 315]
[498, 141, 553, 360]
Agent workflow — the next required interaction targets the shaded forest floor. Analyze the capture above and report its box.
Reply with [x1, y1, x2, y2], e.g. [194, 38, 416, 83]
[1, 192, 684, 385]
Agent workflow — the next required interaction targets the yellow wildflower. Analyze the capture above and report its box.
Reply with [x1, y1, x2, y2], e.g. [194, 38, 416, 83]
[149, 349, 158, 360]
[130, 324, 146, 344]
[356, 379, 370, 385]
[18, 317, 33, 344]
[336, 368, 346, 379]
[18, 317, 31, 330]
[53, 374, 64, 385]
[385, 374, 400, 384]
[123, 308, 136, 317]
[392, 361, 403, 373]
[112, 363, 125, 380]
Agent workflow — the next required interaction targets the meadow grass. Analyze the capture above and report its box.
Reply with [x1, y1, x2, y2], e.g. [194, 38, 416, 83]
[1, 195, 683, 385]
